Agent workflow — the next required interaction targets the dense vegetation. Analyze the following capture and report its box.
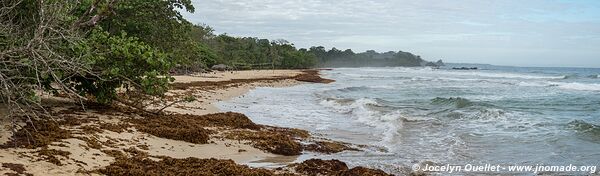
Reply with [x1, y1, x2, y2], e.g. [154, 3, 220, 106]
[189, 25, 437, 69]
[187, 25, 317, 70]
[0, 0, 435, 116]
[0, 0, 196, 115]
[308, 46, 436, 67]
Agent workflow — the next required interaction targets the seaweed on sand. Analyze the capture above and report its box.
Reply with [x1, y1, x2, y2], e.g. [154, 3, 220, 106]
[175, 112, 262, 130]
[0, 118, 71, 149]
[170, 69, 333, 90]
[293, 70, 335, 83]
[288, 159, 349, 175]
[224, 129, 304, 156]
[97, 156, 280, 176]
[288, 159, 392, 176]
[2, 163, 33, 176]
[304, 141, 359, 154]
[127, 114, 213, 144]
[36, 147, 71, 166]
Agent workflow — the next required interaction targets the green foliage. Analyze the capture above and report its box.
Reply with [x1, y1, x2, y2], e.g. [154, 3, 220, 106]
[193, 43, 219, 67]
[71, 29, 173, 104]
[309, 47, 426, 67]
[188, 26, 317, 70]
[100, 0, 197, 66]
[2, 0, 431, 112]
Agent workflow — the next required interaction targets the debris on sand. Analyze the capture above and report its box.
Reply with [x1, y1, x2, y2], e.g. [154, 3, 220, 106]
[95, 148, 392, 176]
[97, 122, 132, 133]
[127, 112, 357, 156]
[126, 112, 261, 145]
[0, 118, 72, 149]
[174, 112, 262, 130]
[127, 114, 213, 144]
[288, 159, 348, 175]
[304, 141, 359, 154]
[287, 159, 392, 176]
[224, 129, 305, 156]
[36, 147, 71, 166]
[1, 163, 33, 176]
[171, 69, 333, 91]
[343, 167, 395, 176]
[0, 70, 396, 175]
[97, 155, 278, 176]
[293, 70, 335, 83]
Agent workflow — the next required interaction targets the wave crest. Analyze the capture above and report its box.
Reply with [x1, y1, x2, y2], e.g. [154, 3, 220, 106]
[431, 97, 473, 108]
[567, 120, 600, 142]
[336, 86, 369, 92]
[320, 97, 409, 149]
[568, 120, 600, 135]
[548, 82, 600, 91]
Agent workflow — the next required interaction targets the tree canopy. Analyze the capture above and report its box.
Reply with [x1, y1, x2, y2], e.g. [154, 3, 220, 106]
[1, 0, 434, 117]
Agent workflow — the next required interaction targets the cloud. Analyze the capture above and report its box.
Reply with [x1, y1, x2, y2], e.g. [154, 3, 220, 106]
[182, 0, 600, 67]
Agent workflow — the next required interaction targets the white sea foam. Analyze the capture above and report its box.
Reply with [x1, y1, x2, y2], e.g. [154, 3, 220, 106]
[219, 67, 600, 175]
[517, 81, 549, 87]
[549, 82, 600, 91]
[320, 97, 404, 150]
[439, 71, 565, 80]
[368, 85, 396, 89]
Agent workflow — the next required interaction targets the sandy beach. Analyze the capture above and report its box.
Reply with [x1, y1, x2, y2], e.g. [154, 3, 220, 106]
[0, 69, 390, 176]
[166, 70, 304, 115]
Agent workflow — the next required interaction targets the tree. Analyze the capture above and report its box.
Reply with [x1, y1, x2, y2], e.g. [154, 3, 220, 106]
[99, 0, 199, 67]
[1, 0, 190, 119]
[308, 47, 428, 67]
[1, 0, 92, 118]
[70, 29, 173, 104]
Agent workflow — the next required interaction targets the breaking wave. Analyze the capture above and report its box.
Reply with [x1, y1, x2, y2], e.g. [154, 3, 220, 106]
[561, 74, 600, 79]
[515, 81, 600, 91]
[567, 120, 600, 142]
[587, 74, 599, 79]
[561, 74, 578, 79]
[336, 86, 369, 92]
[431, 97, 473, 108]
[319, 97, 407, 148]
[439, 71, 567, 80]
[549, 82, 600, 91]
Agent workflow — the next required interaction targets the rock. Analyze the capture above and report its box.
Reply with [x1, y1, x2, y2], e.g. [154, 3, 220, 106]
[452, 67, 477, 70]
[424, 62, 438, 67]
[435, 59, 445, 66]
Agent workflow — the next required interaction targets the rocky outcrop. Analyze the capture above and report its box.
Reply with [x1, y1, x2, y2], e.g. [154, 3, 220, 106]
[421, 59, 445, 67]
[435, 59, 445, 66]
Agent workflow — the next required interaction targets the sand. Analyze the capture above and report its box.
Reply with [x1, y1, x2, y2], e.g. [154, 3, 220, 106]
[0, 70, 305, 176]
[172, 70, 303, 83]
[167, 69, 302, 115]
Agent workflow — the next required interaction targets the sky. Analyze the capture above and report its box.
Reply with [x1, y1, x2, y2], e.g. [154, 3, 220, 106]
[181, 0, 600, 67]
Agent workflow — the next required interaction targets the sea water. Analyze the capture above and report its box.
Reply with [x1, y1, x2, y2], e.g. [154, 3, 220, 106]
[218, 64, 600, 175]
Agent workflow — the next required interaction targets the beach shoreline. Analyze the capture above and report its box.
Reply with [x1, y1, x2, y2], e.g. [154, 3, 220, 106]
[0, 69, 391, 176]
[166, 70, 305, 115]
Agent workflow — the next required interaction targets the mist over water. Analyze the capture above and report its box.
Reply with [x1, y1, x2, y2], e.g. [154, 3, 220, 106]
[218, 65, 600, 175]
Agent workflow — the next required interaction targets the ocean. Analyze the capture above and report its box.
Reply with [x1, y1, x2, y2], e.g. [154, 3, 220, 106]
[218, 64, 600, 175]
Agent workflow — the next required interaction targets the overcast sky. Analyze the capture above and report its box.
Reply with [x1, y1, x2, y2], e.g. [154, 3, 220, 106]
[181, 0, 600, 68]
